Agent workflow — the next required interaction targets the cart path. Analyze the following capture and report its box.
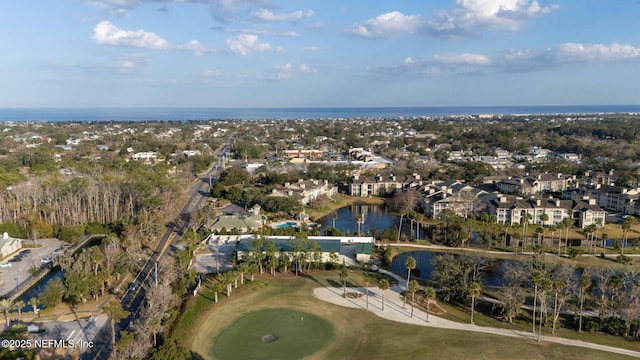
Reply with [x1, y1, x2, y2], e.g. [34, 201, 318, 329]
[313, 285, 640, 358]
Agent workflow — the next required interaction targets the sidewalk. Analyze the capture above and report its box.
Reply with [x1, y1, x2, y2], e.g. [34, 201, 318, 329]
[313, 285, 640, 358]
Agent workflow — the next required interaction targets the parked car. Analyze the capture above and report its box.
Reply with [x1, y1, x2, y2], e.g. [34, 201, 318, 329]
[0, 262, 11, 268]
[40, 257, 53, 264]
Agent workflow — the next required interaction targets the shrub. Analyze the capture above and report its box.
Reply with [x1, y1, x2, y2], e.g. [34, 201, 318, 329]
[601, 317, 628, 336]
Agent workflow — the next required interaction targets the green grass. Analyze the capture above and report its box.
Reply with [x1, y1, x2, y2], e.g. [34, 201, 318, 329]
[305, 193, 385, 221]
[212, 308, 333, 360]
[176, 272, 638, 360]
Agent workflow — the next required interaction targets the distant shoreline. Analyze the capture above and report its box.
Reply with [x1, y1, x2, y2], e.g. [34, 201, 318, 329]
[1, 105, 639, 122]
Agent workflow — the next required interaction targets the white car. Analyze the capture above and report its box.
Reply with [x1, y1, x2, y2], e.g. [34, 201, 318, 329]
[0, 262, 11, 268]
[40, 258, 53, 264]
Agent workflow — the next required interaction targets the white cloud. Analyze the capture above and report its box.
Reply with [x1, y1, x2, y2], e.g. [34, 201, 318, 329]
[269, 63, 317, 80]
[87, 0, 141, 16]
[121, 60, 135, 69]
[226, 34, 283, 56]
[434, 53, 491, 65]
[87, 0, 276, 22]
[92, 21, 170, 49]
[252, 9, 314, 22]
[298, 64, 317, 73]
[556, 42, 640, 62]
[456, 0, 557, 30]
[92, 21, 212, 54]
[306, 46, 320, 51]
[346, 11, 424, 39]
[369, 52, 491, 77]
[178, 40, 214, 55]
[503, 42, 640, 70]
[349, 1, 557, 40]
[283, 31, 300, 37]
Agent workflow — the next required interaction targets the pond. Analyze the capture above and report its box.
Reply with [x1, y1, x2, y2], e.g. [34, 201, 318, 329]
[391, 251, 514, 287]
[316, 204, 430, 238]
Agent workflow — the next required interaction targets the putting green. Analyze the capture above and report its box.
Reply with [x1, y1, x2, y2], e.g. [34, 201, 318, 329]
[212, 308, 334, 360]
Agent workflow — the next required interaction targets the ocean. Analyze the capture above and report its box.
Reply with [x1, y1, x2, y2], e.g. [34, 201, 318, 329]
[0, 105, 639, 122]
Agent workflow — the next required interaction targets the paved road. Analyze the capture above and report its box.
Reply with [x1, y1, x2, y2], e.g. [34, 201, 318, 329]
[88, 140, 232, 360]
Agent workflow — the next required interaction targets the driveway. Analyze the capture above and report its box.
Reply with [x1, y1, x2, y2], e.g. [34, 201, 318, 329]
[0, 239, 66, 296]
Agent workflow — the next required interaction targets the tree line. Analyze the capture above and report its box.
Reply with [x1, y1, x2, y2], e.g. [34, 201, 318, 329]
[429, 252, 640, 339]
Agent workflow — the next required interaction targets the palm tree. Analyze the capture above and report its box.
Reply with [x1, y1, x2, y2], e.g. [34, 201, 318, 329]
[534, 227, 544, 247]
[378, 279, 390, 311]
[355, 214, 364, 235]
[13, 300, 25, 318]
[537, 277, 553, 342]
[520, 212, 532, 252]
[224, 271, 235, 296]
[404, 255, 416, 290]
[0, 299, 14, 327]
[103, 300, 129, 346]
[540, 212, 549, 227]
[531, 270, 543, 333]
[331, 211, 338, 229]
[28, 297, 38, 317]
[551, 278, 567, 334]
[561, 217, 573, 255]
[237, 262, 248, 285]
[362, 273, 373, 310]
[423, 286, 436, 322]
[469, 281, 482, 324]
[339, 266, 349, 297]
[578, 272, 592, 333]
[622, 216, 636, 254]
[407, 280, 420, 318]
[211, 281, 223, 303]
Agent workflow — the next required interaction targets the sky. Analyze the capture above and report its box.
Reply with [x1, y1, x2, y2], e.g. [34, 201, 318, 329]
[1, 0, 639, 108]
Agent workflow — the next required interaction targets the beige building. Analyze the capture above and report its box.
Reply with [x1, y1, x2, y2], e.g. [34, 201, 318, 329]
[0, 232, 22, 259]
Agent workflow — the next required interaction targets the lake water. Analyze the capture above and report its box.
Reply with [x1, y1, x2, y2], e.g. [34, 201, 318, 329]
[315, 204, 429, 238]
[391, 251, 511, 286]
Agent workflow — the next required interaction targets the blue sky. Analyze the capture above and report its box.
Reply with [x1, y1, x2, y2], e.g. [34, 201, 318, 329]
[1, 0, 639, 107]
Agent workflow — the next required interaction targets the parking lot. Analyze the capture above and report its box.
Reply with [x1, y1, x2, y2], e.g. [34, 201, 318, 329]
[194, 243, 236, 273]
[0, 239, 66, 296]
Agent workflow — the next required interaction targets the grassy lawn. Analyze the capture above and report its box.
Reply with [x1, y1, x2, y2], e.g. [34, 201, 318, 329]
[212, 308, 333, 360]
[173, 271, 638, 360]
[305, 193, 385, 221]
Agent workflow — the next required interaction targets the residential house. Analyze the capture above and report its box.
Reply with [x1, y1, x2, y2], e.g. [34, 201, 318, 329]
[488, 195, 604, 229]
[207, 205, 266, 234]
[132, 151, 158, 160]
[422, 180, 489, 219]
[269, 179, 336, 205]
[349, 174, 400, 197]
[565, 184, 640, 212]
[496, 173, 573, 195]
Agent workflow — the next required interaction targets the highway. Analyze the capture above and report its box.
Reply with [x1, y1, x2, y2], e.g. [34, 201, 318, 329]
[85, 141, 230, 360]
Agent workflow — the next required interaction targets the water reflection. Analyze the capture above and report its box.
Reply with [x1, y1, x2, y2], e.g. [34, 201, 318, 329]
[316, 204, 429, 238]
[392, 251, 513, 286]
